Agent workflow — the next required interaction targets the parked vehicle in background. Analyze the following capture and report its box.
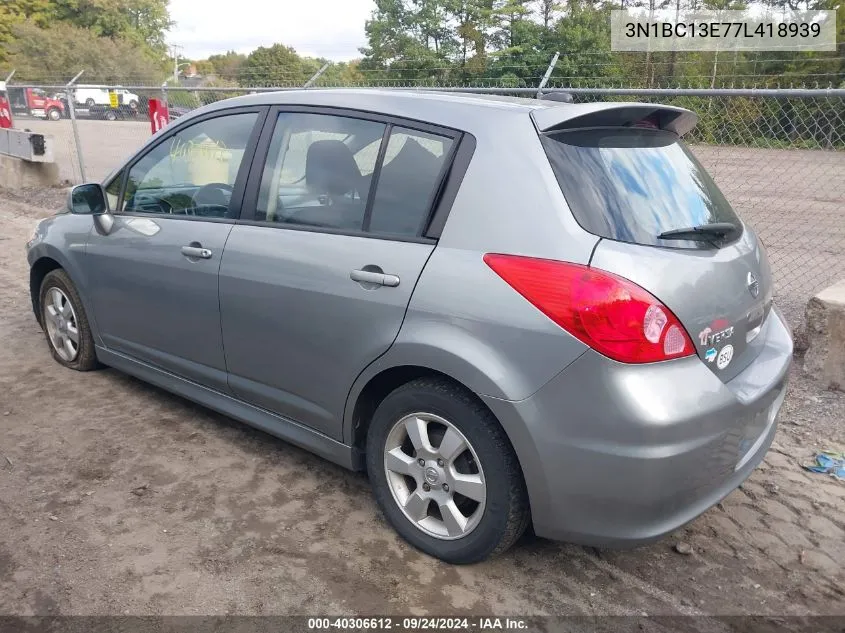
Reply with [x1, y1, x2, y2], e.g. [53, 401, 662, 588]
[167, 105, 193, 121]
[8, 87, 65, 121]
[73, 86, 140, 111]
[88, 103, 140, 122]
[25, 90, 792, 564]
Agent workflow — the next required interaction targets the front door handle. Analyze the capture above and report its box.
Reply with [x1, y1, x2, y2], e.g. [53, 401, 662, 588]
[350, 269, 400, 287]
[181, 245, 212, 259]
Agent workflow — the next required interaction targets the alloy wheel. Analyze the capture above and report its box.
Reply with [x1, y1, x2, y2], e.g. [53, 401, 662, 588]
[43, 287, 80, 362]
[383, 412, 487, 540]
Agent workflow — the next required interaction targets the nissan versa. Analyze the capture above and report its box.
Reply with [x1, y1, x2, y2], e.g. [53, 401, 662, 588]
[26, 90, 792, 564]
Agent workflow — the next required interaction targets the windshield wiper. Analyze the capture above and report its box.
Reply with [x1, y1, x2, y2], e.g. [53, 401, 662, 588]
[658, 222, 740, 243]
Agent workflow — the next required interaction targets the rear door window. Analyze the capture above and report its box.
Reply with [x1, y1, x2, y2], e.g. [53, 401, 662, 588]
[540, 128, 741, 247]
[255, 112, 386, 230]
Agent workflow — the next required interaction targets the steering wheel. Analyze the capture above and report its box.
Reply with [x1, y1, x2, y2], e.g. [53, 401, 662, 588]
[192, 182, 234, 215]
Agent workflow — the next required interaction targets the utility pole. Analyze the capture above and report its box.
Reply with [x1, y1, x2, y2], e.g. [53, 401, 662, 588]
[170, 44, 184, 83]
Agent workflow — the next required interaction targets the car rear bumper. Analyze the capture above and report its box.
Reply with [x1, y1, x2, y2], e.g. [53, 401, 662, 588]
[482, 306, 793, 548]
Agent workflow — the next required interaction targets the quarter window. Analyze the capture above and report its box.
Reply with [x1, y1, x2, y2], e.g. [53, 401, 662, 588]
[123, 112, 258, 218]
[367, 127, 453, 237]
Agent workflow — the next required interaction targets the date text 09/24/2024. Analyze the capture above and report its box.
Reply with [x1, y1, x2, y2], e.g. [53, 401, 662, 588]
[307, 617, 529, 630]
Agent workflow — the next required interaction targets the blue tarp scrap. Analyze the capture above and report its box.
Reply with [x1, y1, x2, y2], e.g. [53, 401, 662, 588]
[802, 451, 845, 480]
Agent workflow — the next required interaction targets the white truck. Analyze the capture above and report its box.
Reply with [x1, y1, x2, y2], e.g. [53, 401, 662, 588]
[73, 86, 140, 110]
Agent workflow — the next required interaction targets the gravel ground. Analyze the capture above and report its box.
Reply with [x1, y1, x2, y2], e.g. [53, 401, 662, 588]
[0, 186, 843, 619]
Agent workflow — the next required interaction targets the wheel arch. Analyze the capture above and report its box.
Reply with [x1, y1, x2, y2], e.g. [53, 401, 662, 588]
[344, 358, 534, 490]
[29, 256, 64, 325]
[28, 245, 100, 346]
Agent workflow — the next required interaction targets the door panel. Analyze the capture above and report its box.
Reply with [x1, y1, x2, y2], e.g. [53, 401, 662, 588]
[219, 227, 434, 438]
[84, 109, 263, 390]
[86, 217, 234, 391]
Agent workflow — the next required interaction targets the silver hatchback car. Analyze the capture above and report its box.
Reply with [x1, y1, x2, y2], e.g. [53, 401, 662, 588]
[26, 90, 792, 563]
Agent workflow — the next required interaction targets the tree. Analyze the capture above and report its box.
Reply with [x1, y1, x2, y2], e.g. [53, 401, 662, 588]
[202, 51, 247, 78]
[535, 0, 561, 27]
[1, 0, 171, 66]
[238, 43, 312, 86]
[7, 21, 166, 82]
[50, 0, 171, 51]
[0, 0, 55, 62]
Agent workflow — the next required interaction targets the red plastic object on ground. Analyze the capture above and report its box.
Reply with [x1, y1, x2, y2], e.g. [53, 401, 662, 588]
[148, 98, 169, 134]
[0, 96, 12, 129]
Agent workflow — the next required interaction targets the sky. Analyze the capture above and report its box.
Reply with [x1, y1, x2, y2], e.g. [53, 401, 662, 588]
[167, 0, 376, 61]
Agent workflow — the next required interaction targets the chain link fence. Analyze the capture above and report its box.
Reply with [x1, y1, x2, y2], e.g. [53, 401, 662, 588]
[7, 79, 844, 331]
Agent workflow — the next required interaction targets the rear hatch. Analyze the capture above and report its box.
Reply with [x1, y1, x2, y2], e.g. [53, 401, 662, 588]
[534, 104, 774, 382]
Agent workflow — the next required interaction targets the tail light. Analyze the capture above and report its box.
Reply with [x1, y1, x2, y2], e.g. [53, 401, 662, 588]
[483, 254, 694, 364]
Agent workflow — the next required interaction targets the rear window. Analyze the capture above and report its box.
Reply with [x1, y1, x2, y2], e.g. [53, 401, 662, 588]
[540, 128, 741, 247]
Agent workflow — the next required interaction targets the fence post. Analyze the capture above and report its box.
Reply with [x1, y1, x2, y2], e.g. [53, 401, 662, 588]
[3, 70, 16, 129]
[304, 63, 330, 89]
[536, 52, 560, 99]
[65, 70, 86, 182]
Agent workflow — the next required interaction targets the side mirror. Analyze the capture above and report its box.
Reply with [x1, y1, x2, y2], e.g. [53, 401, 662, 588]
[68, 183, 114, 234]
[68, 183, 106, 214]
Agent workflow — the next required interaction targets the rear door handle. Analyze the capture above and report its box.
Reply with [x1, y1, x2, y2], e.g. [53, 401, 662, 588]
[350, 269, 400, 287]
[181, 245, 212, 259]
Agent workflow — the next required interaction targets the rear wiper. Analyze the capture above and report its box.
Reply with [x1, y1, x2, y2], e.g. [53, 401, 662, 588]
[658, 222, 740, 242]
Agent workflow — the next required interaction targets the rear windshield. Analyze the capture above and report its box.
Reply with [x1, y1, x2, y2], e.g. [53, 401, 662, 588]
[540, 128, 742, 247]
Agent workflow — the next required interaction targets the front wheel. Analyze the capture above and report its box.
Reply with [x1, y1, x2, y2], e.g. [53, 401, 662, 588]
[46, 107, 61, 121]
[39, 269, 99, 371]
[366, 377, 529, 564]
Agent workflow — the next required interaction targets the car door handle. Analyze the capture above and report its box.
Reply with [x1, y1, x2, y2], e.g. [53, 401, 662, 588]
[350, 269, 400, 287]
[181, 245, 212, 259]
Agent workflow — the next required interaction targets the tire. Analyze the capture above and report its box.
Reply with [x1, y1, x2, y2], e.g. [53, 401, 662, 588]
[84, 98, 96, 108]
[39, 269, 99, 371]
[46, 107, 61, 121]
[104, 110, 117, 122]
[366, 377, 529, 564]
[128, 100, 139, 110]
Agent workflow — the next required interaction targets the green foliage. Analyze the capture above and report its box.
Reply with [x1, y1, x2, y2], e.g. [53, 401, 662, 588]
[7, 21, 166, 82]
[0, 0, 55, 62]
[0, 0, 171, 73]
[51, 0, 172, 51]
[237, 43, 317, 86]
[200, 51, 247, 78]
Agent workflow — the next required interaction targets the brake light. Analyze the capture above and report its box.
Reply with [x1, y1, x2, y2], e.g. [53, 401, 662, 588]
[483, 254, 694, 364]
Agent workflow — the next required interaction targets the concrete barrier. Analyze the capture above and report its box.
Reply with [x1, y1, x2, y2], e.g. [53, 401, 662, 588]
[0, 153, 60, 188]
[804, 279, 845, 391]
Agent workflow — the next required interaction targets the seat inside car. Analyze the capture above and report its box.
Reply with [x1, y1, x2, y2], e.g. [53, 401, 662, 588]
[369, 138, 442, 236]
[290, 140, 367, 230]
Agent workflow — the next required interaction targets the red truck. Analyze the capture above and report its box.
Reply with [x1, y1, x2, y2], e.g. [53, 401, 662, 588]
[8, 87, 66, 121]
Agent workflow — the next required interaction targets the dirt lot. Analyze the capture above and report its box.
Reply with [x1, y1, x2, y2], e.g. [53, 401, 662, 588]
[0, 187, 843, 619]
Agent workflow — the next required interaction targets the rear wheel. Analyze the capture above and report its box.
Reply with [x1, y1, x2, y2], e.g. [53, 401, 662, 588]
[84, 98, 96, 108]
[46, 107, 61, 121]
[39, 270, 99, 371]
[104, 109, 117, 122]
[366, 377, 529, 563]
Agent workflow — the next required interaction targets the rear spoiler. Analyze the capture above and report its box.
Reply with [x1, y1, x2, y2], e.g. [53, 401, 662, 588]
[531, 102, 698, 137]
